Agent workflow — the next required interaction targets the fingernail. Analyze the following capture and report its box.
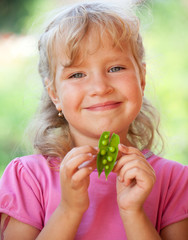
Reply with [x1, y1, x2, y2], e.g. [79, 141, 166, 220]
[87, 153, 93, 159]
[119, 144, 128, 151]
[119, 144, 127, 148]
[118, 176, 122, 182]
[94, 147, 99, 153]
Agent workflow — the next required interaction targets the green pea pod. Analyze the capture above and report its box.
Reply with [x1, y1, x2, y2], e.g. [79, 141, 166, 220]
[97, 131, 120, 179]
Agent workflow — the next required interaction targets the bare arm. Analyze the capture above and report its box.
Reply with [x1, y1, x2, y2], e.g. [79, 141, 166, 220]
[160, 218, 188, 240]
[1, 209, 82, 240]
[36, 205, 83, 240]
[114, 145, 188, 239]
[0, 146, 97, 240]
[114, 145, 160, 239]
[38, 146, 97, 239]
[0, 214, 40, 240]
[120, 212, 188, 240]
[120, 209, 161, 240]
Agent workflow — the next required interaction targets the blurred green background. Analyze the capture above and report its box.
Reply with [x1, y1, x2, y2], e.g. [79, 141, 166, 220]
[0, 0, 188, 176]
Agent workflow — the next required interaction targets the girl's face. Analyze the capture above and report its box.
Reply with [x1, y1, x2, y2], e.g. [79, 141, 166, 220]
[48, 29, 145, 146]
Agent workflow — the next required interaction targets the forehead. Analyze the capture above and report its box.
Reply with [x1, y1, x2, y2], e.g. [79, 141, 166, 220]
[83, 28, 132, 57]
[58, 26, 132, 67]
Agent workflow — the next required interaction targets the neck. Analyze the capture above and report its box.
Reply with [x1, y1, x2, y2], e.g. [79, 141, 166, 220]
[69, 126, 132, 148]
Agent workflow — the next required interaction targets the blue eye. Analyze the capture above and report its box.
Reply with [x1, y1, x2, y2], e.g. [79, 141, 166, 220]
[109, 66, 125, 72]
[69, 72, 86, 79]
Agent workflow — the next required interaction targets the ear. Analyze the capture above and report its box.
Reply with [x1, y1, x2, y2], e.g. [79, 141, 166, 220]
[140, 63, 146, 95]
[45, 78, 61, 111]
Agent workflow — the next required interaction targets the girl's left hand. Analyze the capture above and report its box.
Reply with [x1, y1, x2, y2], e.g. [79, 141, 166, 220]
[113, 144, 156, 216]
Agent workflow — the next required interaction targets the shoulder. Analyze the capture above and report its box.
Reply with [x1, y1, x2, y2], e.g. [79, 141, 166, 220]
[15, 154, 49, 169]
[147, 153, 188, 179]
[8, 154, 59, 172]
[145, 152, 188, 230]
[1, 154, 60, 190]
[145, 151, 188, 201]
[147, 153, 188, 210]
[0, 155, 61, 229]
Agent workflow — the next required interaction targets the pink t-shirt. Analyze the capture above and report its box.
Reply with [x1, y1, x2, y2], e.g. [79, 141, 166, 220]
[0, 151, 188, 239]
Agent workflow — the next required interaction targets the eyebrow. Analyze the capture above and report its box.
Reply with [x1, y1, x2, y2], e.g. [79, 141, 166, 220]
[59, 50, 132, 74]
[62, 55, 131, 68]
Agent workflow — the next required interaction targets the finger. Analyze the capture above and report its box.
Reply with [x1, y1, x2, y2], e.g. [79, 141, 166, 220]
[61, 153, 95, 178]
[118, 144, 145, 158]
[114, 148, 155, 174]
[113, 154, 143, 172]
[63, 145, 99, 163]
[71, 167, 94, 189]
[78, 155, 97, 169]
[121, 167, 156, 188]
[118, 159, 155, 182]
[114, 153, 154, 173]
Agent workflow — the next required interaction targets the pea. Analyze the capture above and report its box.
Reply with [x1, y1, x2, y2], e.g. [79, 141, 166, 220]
[102, 140, 108, 146]
[102, 159, 107, 165]
[97, 131, 120, 179]
[107, 156, 113, 162]
[109, 147, 115, 153]
[104, 134, 109, 139]
[100, 149, 106, 156]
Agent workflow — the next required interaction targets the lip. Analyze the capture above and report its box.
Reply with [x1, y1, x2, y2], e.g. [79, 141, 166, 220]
[85, 101, 122, 111]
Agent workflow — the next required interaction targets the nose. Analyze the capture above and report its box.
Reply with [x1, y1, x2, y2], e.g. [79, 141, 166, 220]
[89, 72, 114, 96]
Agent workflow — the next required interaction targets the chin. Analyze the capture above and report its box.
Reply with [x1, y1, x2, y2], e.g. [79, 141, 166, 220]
[93, 126, 122, 136]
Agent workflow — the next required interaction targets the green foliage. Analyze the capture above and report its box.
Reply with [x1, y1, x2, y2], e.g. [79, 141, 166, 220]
[0, 56, 41, 175]
[0, 0, 37, 33]
[142, 0, 188, 164]
[0, 0, 55, 33]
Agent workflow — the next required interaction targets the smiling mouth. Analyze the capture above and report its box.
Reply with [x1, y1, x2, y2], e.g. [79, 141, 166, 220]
[85, 101, 122, 111]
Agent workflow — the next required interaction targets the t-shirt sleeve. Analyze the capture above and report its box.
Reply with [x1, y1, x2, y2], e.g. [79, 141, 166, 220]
[0, 158, 44, 230]
[161, 163, 188, 229]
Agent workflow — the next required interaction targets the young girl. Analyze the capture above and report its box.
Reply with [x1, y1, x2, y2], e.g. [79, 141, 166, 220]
[0, 2, 188, 239]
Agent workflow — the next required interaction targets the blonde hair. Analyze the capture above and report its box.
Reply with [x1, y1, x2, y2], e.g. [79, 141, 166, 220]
[30, 1, 163, 158]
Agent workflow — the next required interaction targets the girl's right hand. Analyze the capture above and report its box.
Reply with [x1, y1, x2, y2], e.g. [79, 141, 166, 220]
[59, 146, 98, 216]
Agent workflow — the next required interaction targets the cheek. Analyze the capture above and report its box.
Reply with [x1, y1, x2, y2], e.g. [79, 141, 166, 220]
[119, 78, 143, 116]
[58, 84, 82, 113]
[120, 79, 142, 100]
